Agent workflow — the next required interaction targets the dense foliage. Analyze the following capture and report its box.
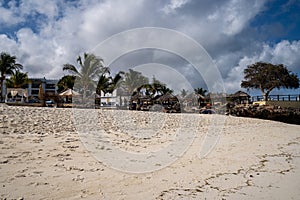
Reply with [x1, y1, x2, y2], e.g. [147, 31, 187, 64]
[5, 70, 28, 88]
[0, 52, 23, 100]
[63, 53, 109, 98]
[241, 62, 299, 100]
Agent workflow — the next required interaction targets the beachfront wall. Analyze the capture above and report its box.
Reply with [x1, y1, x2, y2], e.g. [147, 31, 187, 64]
[252, 94, 300, 102]
[266, 101, 300, 108]
[251, 94, 300, 108]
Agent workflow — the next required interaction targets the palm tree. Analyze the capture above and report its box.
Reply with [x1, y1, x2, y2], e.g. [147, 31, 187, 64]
[96, 71, 124, 106]
[151, 76, 171, 95]
[107, 71, 125, 94]
[0, 52, 23, 101]
[180, 89, 188, 98]
[57, 75, 76, 93]
[194, 87, 207, 97]
[122, 69, 149, 95]
[96, 74, 111, 96]
[136, 83, 155, 97]
[194, 87, 208, 106]
[5, 70, 28, 88]
[150, 81, 173, 96]
[158, 85, 173, 95]
[63, 53, 109, 98]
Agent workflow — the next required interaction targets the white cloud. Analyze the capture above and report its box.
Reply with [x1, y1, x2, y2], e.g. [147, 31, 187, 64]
[208, 0, 266, 35]
[224, 56, 256, 93]
[0, 34, 18, 53]
[259, 40, 300, 71]
[0, 1, 23, 26]
[0, 0, 62, 28]
[162, 0, 190, 14]
[0, 0, 299, 95]
[224, 40, 300, 93]
[19, 0, 59, 20]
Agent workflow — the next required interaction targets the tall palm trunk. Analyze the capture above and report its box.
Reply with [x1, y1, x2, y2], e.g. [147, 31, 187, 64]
[0, 76, 4, 102]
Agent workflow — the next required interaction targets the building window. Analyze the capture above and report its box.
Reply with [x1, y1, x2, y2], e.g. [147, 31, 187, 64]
[46, 84, 56, 89]
[31, 90, 39, 95]
[31, 83, 41, 88]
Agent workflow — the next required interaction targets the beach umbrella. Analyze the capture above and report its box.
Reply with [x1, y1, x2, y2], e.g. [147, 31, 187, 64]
[38, 84, 45, 106]
[59, 88, 80, 96]
[38, 84, 44, 100]
[10, 90, 18, 97]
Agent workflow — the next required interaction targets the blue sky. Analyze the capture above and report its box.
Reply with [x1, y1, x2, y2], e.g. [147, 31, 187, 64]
[250, 0, 300, 42]
[0, 0, 299, 95]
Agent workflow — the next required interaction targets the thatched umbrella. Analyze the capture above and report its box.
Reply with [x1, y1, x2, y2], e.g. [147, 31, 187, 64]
[229, 91, 250, 104]
[38, 84, 45, 106]
[59, 88, 80, 96]
[156, 93, 180, 112]
[59, 88, 81, 104]
[156, 93, 178, 104]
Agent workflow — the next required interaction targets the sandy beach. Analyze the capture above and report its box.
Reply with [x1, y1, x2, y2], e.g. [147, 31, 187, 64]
[0, 104, 300, 199]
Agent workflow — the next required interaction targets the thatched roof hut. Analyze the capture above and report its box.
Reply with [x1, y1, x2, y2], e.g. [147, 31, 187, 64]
[228, 91, 250, 104]
[129, 92, 180, 112]
[156, 93, 178, 104]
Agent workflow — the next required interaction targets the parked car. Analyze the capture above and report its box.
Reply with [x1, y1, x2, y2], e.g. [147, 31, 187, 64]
[28, 99, 40, 103]
[45, 100, 55, 107]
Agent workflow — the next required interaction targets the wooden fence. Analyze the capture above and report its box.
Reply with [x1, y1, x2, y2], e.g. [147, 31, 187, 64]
[252, 94, 300, 102]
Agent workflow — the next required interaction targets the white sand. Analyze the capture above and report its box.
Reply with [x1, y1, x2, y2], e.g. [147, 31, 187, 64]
[0, 104, 299, 199]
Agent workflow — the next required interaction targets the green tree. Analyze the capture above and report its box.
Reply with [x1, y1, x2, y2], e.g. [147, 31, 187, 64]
[107, 71, 125, 94]
[96, 72, 124, 107]
[152, 83, 173, 95]
[135, 83, 173, 98]
[150, 76, 173, 95]
[0, 52, 23, 101]
[180, 89, 188, 98]
[57, 75, 76, 93]
[63, 53, 109, 98]
[151, 76, 162, 85]
[241, 62, 299, 101]
[96, 74, 111, 96]
[97, 72, 124, 95]
[122, 69, 149, 95]
[5, 70, 29, 88]
[194, 87, 207, 97]
[159, 85, 173, 95]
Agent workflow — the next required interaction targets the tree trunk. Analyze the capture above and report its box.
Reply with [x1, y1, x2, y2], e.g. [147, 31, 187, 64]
[260, 90, 266, 101]
[119, 95, 122, 107]
[263, 93, 267, 101]
[265, 91, 270, 101]
[83, 90, 86, 99]
[82, 85, 87, 104]
[42, 97, 46, 107]
[0, 76, 4, 102]
[261, 88, 270, 101]
[0, 81, 2, 102]
[261, 91, 271, 101]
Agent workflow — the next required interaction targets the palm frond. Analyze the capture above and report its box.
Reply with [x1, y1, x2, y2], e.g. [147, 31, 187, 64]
[63, 64, 80, 75]
[77, 56, 83, 66]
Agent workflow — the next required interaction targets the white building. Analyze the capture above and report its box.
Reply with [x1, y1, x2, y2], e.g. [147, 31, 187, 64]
[4, 77, 58, 102]
[25, 78, 58, 97]
[98, 90, 118, 107]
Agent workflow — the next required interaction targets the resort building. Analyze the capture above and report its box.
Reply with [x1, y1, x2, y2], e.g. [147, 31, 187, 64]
[97, 90, 118, 107]
[5, 77, 58, 102]
[25, 78, 58, 97]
